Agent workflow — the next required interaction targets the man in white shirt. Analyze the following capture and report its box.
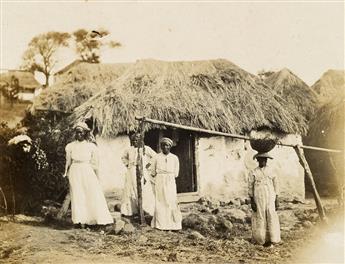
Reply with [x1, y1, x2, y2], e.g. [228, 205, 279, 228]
[151, 137, 182, 230]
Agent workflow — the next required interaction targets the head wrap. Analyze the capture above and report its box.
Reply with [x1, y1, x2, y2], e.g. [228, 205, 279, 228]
[161, 137, 173, 147]
[74, 122, 90, 132]
[253, 152, 273, 160]
[8, 135, 32, 145]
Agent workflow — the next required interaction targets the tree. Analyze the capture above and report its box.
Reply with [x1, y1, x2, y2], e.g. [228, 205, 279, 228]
[72, 28, 121, 63]
[21, 32, 70, 86]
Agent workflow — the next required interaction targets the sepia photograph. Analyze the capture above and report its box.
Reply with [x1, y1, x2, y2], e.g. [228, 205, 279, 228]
[0, 0, 344, 263]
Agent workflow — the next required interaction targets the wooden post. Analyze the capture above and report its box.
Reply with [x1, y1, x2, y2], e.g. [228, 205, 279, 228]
[136, 119, 146, 225]
[57, 193, 71, 220]
[328, 153, 344, 205]
[294, 145, 327, 222]
[0, 187, 8, 215]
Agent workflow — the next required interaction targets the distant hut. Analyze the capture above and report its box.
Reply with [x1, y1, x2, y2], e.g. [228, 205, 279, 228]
[32, 61, 131, 113]
[0, 70, 40, 102]
[306, 70, 345, 197]
[65, 59, 308, 202]
[263, 68, 318, 120]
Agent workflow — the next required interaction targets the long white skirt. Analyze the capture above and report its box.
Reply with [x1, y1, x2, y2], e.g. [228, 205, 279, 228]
[68, 163, 113, 225]
[121, 166, 155, 216]
[151, 173, 182, 230]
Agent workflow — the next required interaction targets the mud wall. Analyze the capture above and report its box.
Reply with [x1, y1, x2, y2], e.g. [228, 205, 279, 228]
[96, 134, 305, 201]
[197, 134, 305, 201]
[96, 135, 128, 194]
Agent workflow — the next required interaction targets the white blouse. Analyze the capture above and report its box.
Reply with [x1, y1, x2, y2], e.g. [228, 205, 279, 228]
[151, 152, 179, 178]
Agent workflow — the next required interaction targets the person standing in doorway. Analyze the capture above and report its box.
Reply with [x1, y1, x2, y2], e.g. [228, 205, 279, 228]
[248, 152, 281, 246]
[151, 137, 182, 230]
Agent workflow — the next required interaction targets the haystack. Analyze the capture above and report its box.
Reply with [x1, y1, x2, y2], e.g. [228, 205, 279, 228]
[69, 59, 308, 137]
[305, 70, 345, 197]
[31, 62, 131, 113]
[311, 69, 345, 104]
[264, 68, 317, 120]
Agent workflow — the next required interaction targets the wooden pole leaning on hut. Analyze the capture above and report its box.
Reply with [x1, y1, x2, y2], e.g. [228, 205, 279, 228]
[136, 118, 146, 226]
[135, 117, 341, 153]
[135, 116, 342, 222]
[294, 146, 327, 222]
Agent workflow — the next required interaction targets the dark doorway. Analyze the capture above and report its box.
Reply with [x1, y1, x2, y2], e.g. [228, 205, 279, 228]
[171, 130, 197, 193]
[144, 129, 197, 193]
[144, 129, 160, 152]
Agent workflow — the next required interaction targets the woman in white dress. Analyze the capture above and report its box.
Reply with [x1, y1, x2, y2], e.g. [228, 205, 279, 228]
[63, 122, 113, 228]
[121, 133, 156, 216]
[151, 137, 182, 230]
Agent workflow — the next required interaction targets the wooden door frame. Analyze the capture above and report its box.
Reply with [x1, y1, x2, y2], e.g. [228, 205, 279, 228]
[177, 135, 201, 203]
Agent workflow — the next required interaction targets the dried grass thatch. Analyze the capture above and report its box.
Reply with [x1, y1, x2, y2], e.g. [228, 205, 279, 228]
[311, 69, 345, 104]
[304, 94, 344, 196]
[307, 94, 344, 149]
[0, 71, 40, 89]
[264, 68, 318, 120]
[305, 69, 344, 195]
[69, 59, 308, 137]
[32, 62, 131, 112]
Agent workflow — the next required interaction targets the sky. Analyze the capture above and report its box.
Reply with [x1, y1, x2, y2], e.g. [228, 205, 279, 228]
[0, 1, 344, 85]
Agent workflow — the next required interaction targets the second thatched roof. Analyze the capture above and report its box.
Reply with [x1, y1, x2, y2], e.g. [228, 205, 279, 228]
[311, 69, 345, 104]
[69, 59, 308, 137]
[32, 61, 131, 112]
[264, 68, 318, 120]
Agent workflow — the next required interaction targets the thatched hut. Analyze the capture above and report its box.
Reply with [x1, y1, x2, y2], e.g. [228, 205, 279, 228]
[0, 70, 41, 102]
[263, 68, 318, 120]
[305, 70, 345, 197]
[64, 59, 307, 202]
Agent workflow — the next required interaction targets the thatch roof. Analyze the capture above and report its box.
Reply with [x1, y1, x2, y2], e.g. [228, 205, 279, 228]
[304, 93, 344, 195]
[311, 69, 345, 104]
[69, 59, 308, 137]
[54, 60, 83, 76]
[31, 62, 131, 112]
[264, 68, 317, 120]
[307, 94, 344, 148]
[0, 70, 40, 89]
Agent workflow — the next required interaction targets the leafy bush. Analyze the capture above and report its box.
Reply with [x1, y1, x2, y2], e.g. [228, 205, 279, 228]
[0, 122, 50, 214]
[22, 112, 73, 203]
[0, 110, 74, 215]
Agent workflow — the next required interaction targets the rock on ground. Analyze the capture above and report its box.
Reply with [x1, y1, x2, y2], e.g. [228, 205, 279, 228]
[188, 230, 205, 240]
[223, 208, 247, 224]
[278, 210, 298, 230]
[302, 221, 313, 228]
[114, 219, 126, 234]
[123, 222, 136, 234]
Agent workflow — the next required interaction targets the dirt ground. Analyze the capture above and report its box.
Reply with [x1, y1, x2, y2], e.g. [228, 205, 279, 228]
[0, 198, 343, 264]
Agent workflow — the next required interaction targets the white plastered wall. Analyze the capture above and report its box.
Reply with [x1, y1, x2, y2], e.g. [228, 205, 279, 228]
[197, 134, 305, 201]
